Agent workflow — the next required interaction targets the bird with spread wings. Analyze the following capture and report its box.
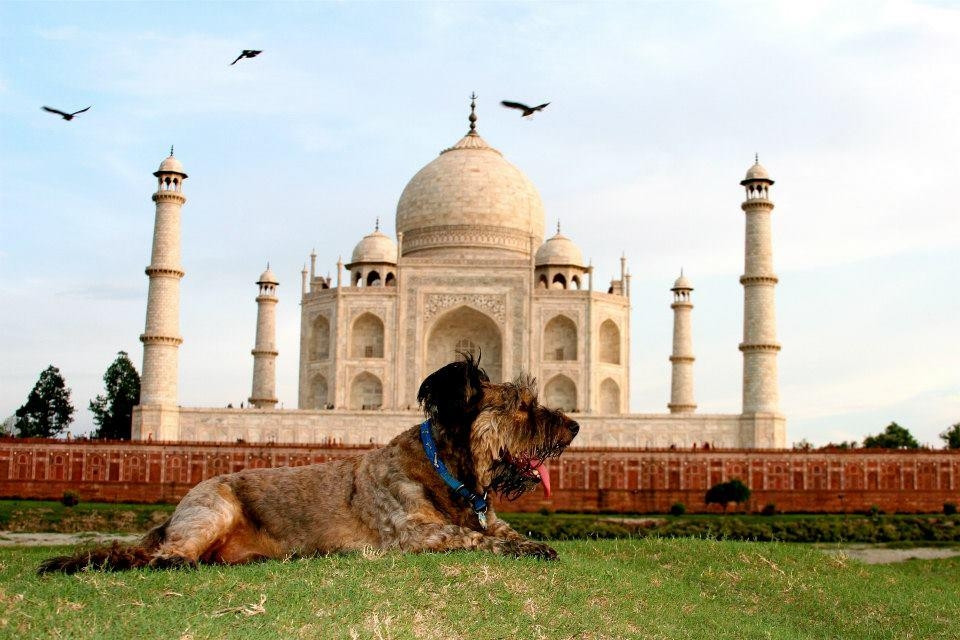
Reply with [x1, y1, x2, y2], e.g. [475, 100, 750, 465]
[41, 106, 91, 121]
[230, 50, 263, 65]
[500, 100, 550, 117]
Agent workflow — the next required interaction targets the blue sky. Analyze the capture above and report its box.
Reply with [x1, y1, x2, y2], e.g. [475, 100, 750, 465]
[1, 1, 957, 446]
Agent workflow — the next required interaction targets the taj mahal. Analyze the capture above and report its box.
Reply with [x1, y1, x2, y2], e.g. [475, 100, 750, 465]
[132, 100, 786, 448]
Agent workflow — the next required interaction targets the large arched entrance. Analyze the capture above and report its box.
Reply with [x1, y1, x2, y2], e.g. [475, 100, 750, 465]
[426, 306, 503, 382]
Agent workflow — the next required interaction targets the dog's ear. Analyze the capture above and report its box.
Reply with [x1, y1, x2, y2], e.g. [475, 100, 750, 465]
[418, 354, 488, 425]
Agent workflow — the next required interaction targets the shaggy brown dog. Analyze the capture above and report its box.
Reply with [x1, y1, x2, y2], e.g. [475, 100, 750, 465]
[39, 355, 578, 573]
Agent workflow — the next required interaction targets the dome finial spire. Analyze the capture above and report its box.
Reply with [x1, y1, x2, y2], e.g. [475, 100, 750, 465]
[468, 92, 478, 134]
[375, 216, 380, 232]
[557, 219, 561, 234]
[754, 152, 759, 164]
[170, 145, 174, 157]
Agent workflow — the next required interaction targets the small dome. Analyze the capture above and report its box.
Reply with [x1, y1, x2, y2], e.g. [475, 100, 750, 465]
[258, 266, 278, 285]
[350, 229, 398, 264]
[535, 230, 584, 267]
[155, 154, 187, 177]
[741, 160, 773, 185]
[672, 273, 693, 290]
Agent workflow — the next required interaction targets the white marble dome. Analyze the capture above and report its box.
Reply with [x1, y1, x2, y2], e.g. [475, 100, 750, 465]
[156, 154, 186, 176]
[395, 131, 545, 257]
[350, 229, 398, 264]
[672, 273, 692, 290]
[258, 266, 278, 285]
[535, 230, 584, 267]
[743, 161, 772, 182]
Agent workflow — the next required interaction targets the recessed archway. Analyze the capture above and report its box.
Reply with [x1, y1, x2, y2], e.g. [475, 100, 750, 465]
[350, 372, 382, 410]
[599, 319, 620, 364]
[426, 305, 502, 382]
[600, 378, 620, 413]
[543, 315, 577, 361]
[311, 315, 330, 360]
[311, 373, 328, 409]
[544, 374, 577, 412]
[351, 313, 384, 358]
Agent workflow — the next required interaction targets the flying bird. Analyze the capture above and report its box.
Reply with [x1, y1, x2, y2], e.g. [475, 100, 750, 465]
[41, 106, 91, 121]
[230, 49, 263, 65]
[500, 100, 550, 117]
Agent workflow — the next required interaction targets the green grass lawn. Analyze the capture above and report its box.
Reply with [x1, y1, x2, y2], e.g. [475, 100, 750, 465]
[1, 539, 957, 639]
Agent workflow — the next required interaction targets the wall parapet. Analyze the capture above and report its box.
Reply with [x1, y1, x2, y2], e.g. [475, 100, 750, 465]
[1, 438, 956, 514]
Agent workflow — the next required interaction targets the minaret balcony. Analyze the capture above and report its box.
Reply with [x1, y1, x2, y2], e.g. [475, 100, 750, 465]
[738, 342, 781, 353]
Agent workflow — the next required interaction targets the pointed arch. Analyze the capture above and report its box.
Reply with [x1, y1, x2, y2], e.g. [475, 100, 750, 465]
[543, 315, 577, 361]
[544, 374, 577, 412]
[351, 313, 384, 358]
[350, 372, 382, 410]
[600, 378, 620, 413]
[426, 305, 502, 382]
[551, 273, 567, 290]
[311, 315, 330, 360]
[311, 373, 328, 409]
[599, 319, 620, 364]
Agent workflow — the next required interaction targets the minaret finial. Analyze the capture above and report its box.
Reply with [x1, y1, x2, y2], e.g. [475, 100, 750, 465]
[556, 220, 561, 234]
[681, 266, 684, 277]
[375, 217, 380, 232]
[754, 152, 759, 164]
[170, 145, 174, 157]
[468, 92, 478, 134]
[266, 261, 270, 270]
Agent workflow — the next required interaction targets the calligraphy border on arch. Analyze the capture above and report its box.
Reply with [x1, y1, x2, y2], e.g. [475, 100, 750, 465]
[423, 293, 506, 325]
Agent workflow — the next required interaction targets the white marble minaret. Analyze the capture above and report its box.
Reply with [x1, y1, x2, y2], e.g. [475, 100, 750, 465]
[249, 265, 279, 409]
[739, 157, 781, 414]
[135, 150, 187, 439]
[668, 271, 696, 413]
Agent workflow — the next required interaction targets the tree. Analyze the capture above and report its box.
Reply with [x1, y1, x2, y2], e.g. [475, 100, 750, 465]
[941, 423, 960, 450]
[89, 351, 141, 440]
[15, 365, 74, 437]
[705, 479, 752, 512]
[863, 422, 919, 449]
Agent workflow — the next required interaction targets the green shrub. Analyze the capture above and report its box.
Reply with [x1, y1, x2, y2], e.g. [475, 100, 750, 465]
[60, 491, 79, 507]
[498, 513, 960, 544]
[669, 502, 686, 516]
[761, 503, 777, 516]
[944, 502, 957, 516]
[705, 479, 752, 511]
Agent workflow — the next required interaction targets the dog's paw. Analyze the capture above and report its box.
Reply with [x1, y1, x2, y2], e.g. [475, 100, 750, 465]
[499, 539, 558, 560]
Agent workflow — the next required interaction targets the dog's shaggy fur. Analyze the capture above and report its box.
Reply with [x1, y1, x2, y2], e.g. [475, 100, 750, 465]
[39, 355, 579, 574]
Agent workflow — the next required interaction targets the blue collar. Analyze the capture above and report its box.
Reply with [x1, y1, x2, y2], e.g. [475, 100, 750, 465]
[419, 419, 488, 528]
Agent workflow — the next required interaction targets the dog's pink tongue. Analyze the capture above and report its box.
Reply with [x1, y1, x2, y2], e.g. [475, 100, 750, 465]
[533, 459, 552, 499]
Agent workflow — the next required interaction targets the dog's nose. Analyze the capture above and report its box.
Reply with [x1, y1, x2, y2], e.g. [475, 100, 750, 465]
[568, 421, 580, 436]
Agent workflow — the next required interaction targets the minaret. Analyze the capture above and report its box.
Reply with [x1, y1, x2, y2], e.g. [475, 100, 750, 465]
[137, 149, 187, 439]
[739, 157, 781, 414]
[249, 264, 279, 409]
[668, 271, 696, 413]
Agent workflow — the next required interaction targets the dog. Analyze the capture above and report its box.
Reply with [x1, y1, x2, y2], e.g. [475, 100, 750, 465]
[39, 354, 579, 573]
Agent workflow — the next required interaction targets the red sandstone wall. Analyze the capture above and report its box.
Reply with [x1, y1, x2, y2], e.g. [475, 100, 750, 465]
[1, 438, 957, 514]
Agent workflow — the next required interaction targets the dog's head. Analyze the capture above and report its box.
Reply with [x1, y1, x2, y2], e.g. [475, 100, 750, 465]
[417, 353, 579, 500]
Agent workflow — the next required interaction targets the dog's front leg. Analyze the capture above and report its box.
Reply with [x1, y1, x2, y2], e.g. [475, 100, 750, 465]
[486, 512, 533, 542]
[395, 521, 557, 560]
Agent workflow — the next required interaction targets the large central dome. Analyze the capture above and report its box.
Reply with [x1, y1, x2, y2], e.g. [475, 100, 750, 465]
[395, 129, 545, 258]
